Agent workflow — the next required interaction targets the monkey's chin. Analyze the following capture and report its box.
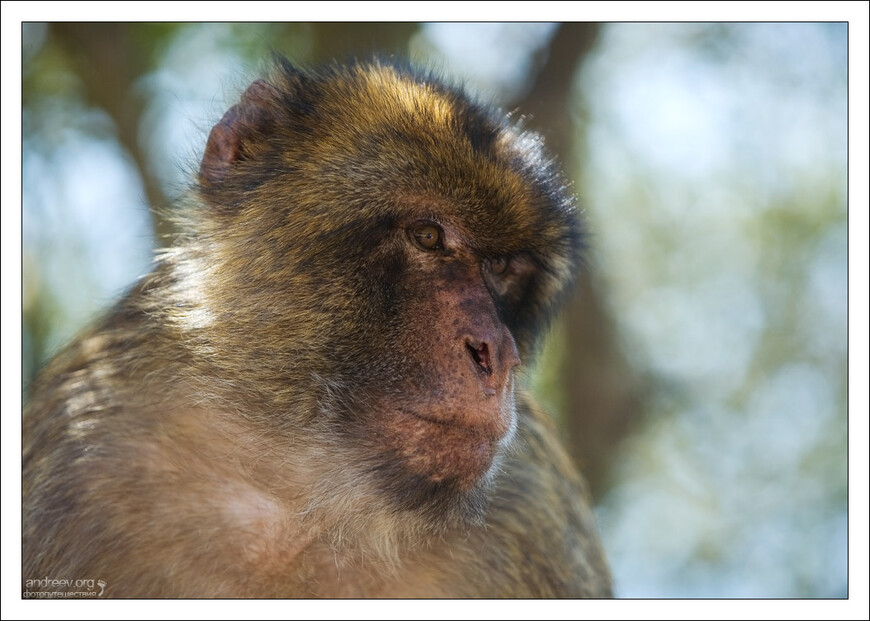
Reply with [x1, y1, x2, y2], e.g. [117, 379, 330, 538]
[369, 411, 510, 524]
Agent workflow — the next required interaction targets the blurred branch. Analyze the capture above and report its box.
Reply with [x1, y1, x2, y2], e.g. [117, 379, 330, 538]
[49, 23, 173, 242]
[512, 22, 600, 157]
[513, 23, 646, 497]
[309, 23, 419, 62]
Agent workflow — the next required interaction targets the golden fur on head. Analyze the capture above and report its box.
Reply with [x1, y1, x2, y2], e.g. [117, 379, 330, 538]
[188, 58, 581, 400]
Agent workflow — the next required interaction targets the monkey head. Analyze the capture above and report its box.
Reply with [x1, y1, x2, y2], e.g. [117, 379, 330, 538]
[186, 59, 582, 522]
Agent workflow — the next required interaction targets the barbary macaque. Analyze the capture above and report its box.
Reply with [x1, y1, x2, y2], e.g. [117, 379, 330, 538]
[23, 58, 612, 597]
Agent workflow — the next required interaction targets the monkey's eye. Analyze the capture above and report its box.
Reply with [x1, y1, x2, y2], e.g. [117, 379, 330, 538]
[410, 223, 443, 251]
[488, 257, 510, 275]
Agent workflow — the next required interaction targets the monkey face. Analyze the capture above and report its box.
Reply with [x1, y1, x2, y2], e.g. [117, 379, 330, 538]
[365, 218, 521, 492]
[192, 61, 582, 520]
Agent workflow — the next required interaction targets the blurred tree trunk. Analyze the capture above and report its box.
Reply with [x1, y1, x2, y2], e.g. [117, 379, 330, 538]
[512, 23, 644, 498]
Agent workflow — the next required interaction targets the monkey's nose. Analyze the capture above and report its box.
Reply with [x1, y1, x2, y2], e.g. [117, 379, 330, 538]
[464, 334, 521, 387]
[466, 340, 493, 376]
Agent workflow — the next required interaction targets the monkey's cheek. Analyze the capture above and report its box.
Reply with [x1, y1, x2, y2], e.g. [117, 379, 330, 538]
[383, 415, 501, 490]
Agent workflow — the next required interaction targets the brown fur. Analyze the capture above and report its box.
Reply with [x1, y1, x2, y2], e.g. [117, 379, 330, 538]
[23, 59, 611, 598]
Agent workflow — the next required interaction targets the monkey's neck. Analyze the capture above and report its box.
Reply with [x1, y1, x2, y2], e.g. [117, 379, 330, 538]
[136, 404, 422, 590]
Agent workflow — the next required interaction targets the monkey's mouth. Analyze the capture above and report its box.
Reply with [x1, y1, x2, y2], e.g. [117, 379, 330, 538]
[379, 405, 506, 489]
[405, 408, 503, 440]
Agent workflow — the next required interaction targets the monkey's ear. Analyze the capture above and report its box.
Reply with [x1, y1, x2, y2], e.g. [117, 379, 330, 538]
[199, 79, 282, 186]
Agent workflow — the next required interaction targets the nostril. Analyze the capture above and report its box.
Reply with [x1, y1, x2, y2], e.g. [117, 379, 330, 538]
[466, 340, 493, 376]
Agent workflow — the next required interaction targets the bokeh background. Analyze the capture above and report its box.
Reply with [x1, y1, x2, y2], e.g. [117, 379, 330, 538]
[21, 22, 852, 598]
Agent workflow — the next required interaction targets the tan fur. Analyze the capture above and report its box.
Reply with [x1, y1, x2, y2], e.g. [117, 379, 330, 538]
[23, 59, 610, 598]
